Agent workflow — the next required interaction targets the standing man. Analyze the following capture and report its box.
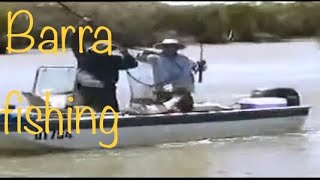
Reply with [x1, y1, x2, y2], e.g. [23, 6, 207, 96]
[71, 18, 138, 112]
[136, 38, 207, 112]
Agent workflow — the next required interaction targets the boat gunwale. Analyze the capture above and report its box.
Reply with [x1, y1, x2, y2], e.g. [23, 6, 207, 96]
[0, 105, 311, 132]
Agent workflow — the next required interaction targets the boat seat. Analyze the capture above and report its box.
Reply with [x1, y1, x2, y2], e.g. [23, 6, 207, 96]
[22, 91, 73, 109]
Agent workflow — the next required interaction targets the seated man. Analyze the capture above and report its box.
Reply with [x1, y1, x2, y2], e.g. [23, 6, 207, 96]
[126, 88, 194, 114]
[71, 18, 138, 112]
[136, 39, 207, 112]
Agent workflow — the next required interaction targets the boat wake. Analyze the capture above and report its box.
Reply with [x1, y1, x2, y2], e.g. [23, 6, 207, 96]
[0, 128, 318, 157]
[156, 128, 320, 150]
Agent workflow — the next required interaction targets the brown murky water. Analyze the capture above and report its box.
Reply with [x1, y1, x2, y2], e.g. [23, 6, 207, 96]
[0, 39, 320, 177]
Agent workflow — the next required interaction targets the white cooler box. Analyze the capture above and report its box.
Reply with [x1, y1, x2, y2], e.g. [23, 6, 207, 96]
[238, 97, 288, 109]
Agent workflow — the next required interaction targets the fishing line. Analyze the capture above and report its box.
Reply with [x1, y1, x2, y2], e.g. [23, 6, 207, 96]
[125, 57, 184, 88]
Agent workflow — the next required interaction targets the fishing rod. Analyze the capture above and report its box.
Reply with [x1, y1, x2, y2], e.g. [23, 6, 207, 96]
[197, 29, 234, 83]
[57, 2, 127, 48]
[57, 2, 87, 20]
[198, 43, 204, 83]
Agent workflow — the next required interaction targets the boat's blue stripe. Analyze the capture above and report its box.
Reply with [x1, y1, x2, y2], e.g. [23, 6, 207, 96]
[0, 113, 37, 124]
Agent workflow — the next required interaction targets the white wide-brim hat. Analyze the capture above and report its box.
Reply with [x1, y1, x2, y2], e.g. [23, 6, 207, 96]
[153, 39, 186, 50]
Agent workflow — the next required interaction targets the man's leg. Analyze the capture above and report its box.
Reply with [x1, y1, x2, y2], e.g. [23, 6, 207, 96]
[88, 87, 119, 112]
[102, 87, 120, 112]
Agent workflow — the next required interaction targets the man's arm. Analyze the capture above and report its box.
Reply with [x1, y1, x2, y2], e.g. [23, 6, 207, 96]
[136, 49, 160, 64]
[117, 49, 139, 70]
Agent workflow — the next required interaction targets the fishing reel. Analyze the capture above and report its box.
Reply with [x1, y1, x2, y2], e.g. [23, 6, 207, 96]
[196, 60, 207, 72]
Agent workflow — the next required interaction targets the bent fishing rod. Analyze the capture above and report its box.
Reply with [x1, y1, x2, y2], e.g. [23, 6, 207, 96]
[56, 2, 205, 88]
[57, 2, 85, 20]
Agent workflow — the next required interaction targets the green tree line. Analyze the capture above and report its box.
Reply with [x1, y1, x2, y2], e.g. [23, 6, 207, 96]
[1, 2, 320, 49]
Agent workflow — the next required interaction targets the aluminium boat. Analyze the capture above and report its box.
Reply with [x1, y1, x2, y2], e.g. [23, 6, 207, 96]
[0, 65, 311, 151]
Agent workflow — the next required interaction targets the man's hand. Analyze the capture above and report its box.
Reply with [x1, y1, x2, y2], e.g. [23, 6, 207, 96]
[193, 60, 207, 72]
[198, 60, 206, 67]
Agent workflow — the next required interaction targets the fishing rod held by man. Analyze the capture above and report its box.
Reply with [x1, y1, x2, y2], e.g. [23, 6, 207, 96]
[136, 38, 208, 112]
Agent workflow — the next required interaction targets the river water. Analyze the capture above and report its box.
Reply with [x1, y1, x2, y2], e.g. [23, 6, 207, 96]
[0, 39, 320, 177]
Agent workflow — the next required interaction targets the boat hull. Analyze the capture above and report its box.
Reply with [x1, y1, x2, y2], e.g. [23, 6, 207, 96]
[0, 106, 310, 151]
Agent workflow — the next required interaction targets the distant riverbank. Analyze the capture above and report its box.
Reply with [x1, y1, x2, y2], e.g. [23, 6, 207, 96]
[1, 38, 319, 56]
[0, 2, 320, 50]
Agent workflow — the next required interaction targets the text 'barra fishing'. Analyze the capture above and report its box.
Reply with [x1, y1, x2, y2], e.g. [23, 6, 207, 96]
[0, 90, 119, 149]
[5, 10, 113, 55]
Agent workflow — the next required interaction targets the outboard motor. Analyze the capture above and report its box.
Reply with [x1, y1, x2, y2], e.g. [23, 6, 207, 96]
[250, 88, 300, 106]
